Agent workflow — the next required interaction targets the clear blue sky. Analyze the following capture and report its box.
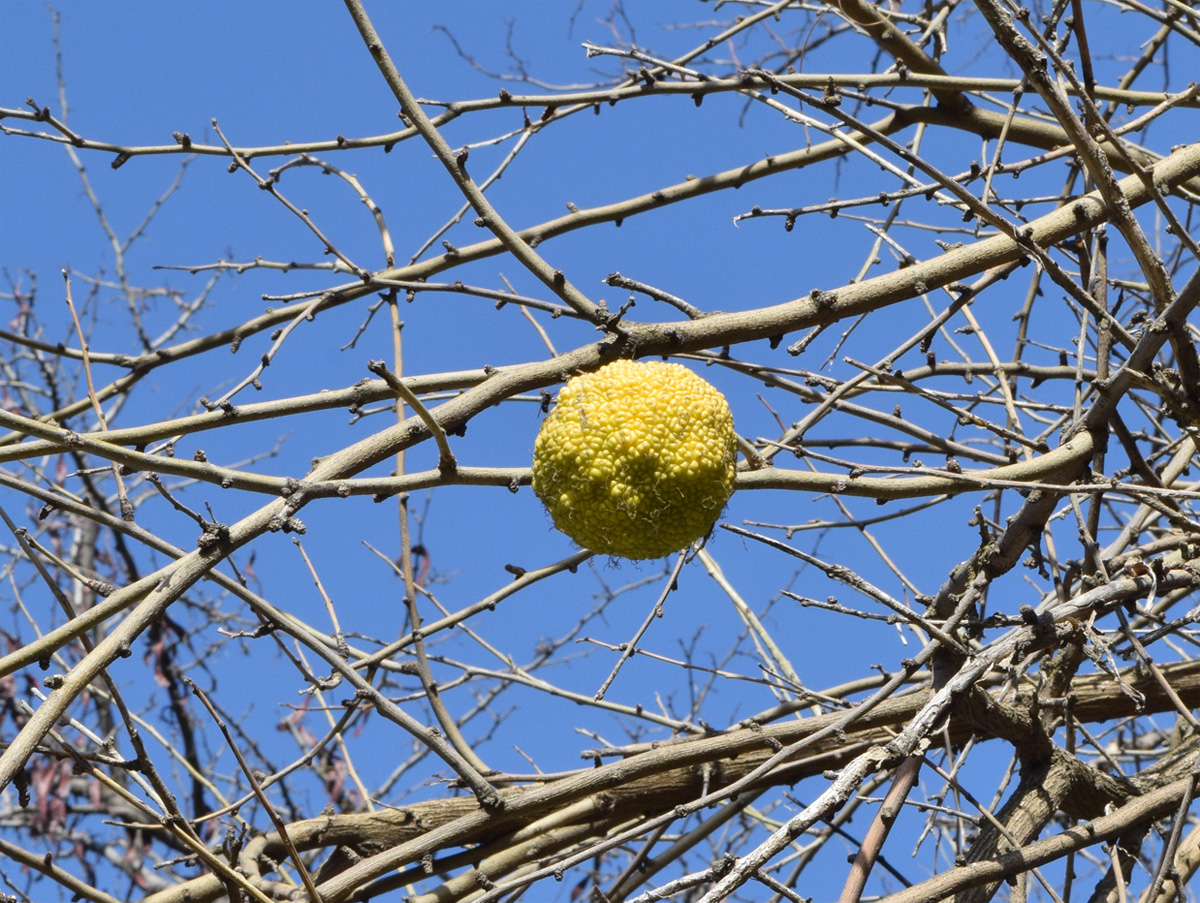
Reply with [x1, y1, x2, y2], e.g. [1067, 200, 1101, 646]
[4, 2, 1196, 900]
[4, 0, 922, 720]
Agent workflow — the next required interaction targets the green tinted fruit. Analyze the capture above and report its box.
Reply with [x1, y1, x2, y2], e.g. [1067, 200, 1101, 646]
[532, 360, 737, 559]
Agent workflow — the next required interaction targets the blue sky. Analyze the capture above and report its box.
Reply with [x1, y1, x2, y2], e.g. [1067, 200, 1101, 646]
[4, 2, 1198, 900]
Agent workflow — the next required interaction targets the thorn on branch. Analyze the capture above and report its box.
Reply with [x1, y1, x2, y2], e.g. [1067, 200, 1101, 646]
[367, 360, 458, 475]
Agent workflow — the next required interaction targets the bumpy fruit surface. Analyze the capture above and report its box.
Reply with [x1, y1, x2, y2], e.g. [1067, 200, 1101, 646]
[532, 359, 737, 560]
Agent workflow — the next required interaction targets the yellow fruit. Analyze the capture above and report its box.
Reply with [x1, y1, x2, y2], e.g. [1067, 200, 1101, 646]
[532, 359, 737, 560]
